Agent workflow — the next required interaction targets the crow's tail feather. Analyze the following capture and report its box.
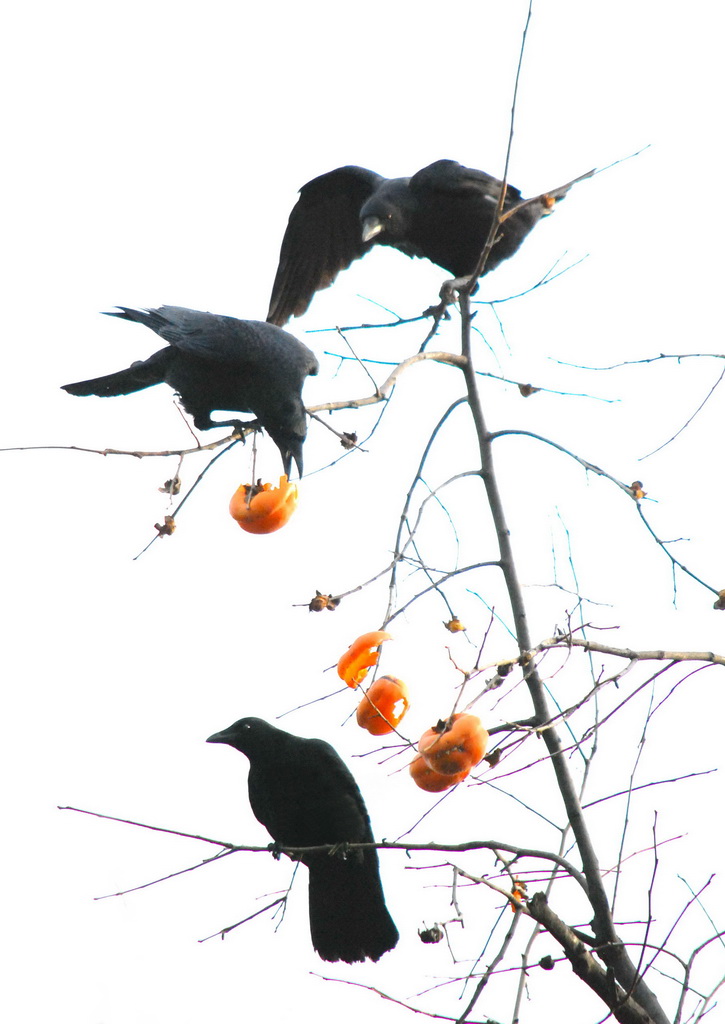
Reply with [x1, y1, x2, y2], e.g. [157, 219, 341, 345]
[307, 850, 398, 963]
[61, 348, 171, 397]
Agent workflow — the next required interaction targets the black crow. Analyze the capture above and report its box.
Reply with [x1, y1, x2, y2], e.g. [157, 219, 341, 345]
[207, 717, 399, 963]
[267, 159, 589, 326]
[62, 306, 319, 477]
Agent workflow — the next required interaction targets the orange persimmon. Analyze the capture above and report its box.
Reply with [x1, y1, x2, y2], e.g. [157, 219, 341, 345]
[229, 476, 298, 534]
[418, 713, 488, 776]
[356, 675, 410, 735]
[409, 755, 469, 792]
[337, 630, 391, 689]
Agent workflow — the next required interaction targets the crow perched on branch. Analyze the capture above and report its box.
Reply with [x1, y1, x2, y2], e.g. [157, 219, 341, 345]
[267, 159, 592, 326]
[207, 717, 399, 964]
[62, 306, 319, 477]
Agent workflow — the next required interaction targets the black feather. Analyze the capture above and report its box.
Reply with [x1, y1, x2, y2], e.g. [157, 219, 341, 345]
[62, 306, 319, 477]
[267, 158, 585, 326]
[207, 717, 399, 963]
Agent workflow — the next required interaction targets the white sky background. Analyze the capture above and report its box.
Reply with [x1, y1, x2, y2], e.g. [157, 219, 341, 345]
[2, 2, 724, 1022]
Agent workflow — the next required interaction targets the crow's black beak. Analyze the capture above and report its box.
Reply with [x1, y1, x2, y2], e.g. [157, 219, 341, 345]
[206, 730, 231, 745]
[282, 445, 303, 479]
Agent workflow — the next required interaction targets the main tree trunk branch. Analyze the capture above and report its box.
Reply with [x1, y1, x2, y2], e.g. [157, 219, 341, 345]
[457, 295, 669, 1024]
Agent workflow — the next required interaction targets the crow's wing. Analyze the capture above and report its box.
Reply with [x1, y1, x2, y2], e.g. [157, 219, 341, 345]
[246, 733, 374, 848]
[108, 306, 318, 383]
[266, 166, 384, 326]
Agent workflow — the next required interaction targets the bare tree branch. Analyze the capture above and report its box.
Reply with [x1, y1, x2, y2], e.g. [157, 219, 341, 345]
[537, 636, 725, 668]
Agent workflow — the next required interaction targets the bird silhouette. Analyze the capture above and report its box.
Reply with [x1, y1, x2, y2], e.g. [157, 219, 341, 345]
[62, 306, 319, 476]
[207, 717, 399, 963]
[267, 158, 590, 325]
